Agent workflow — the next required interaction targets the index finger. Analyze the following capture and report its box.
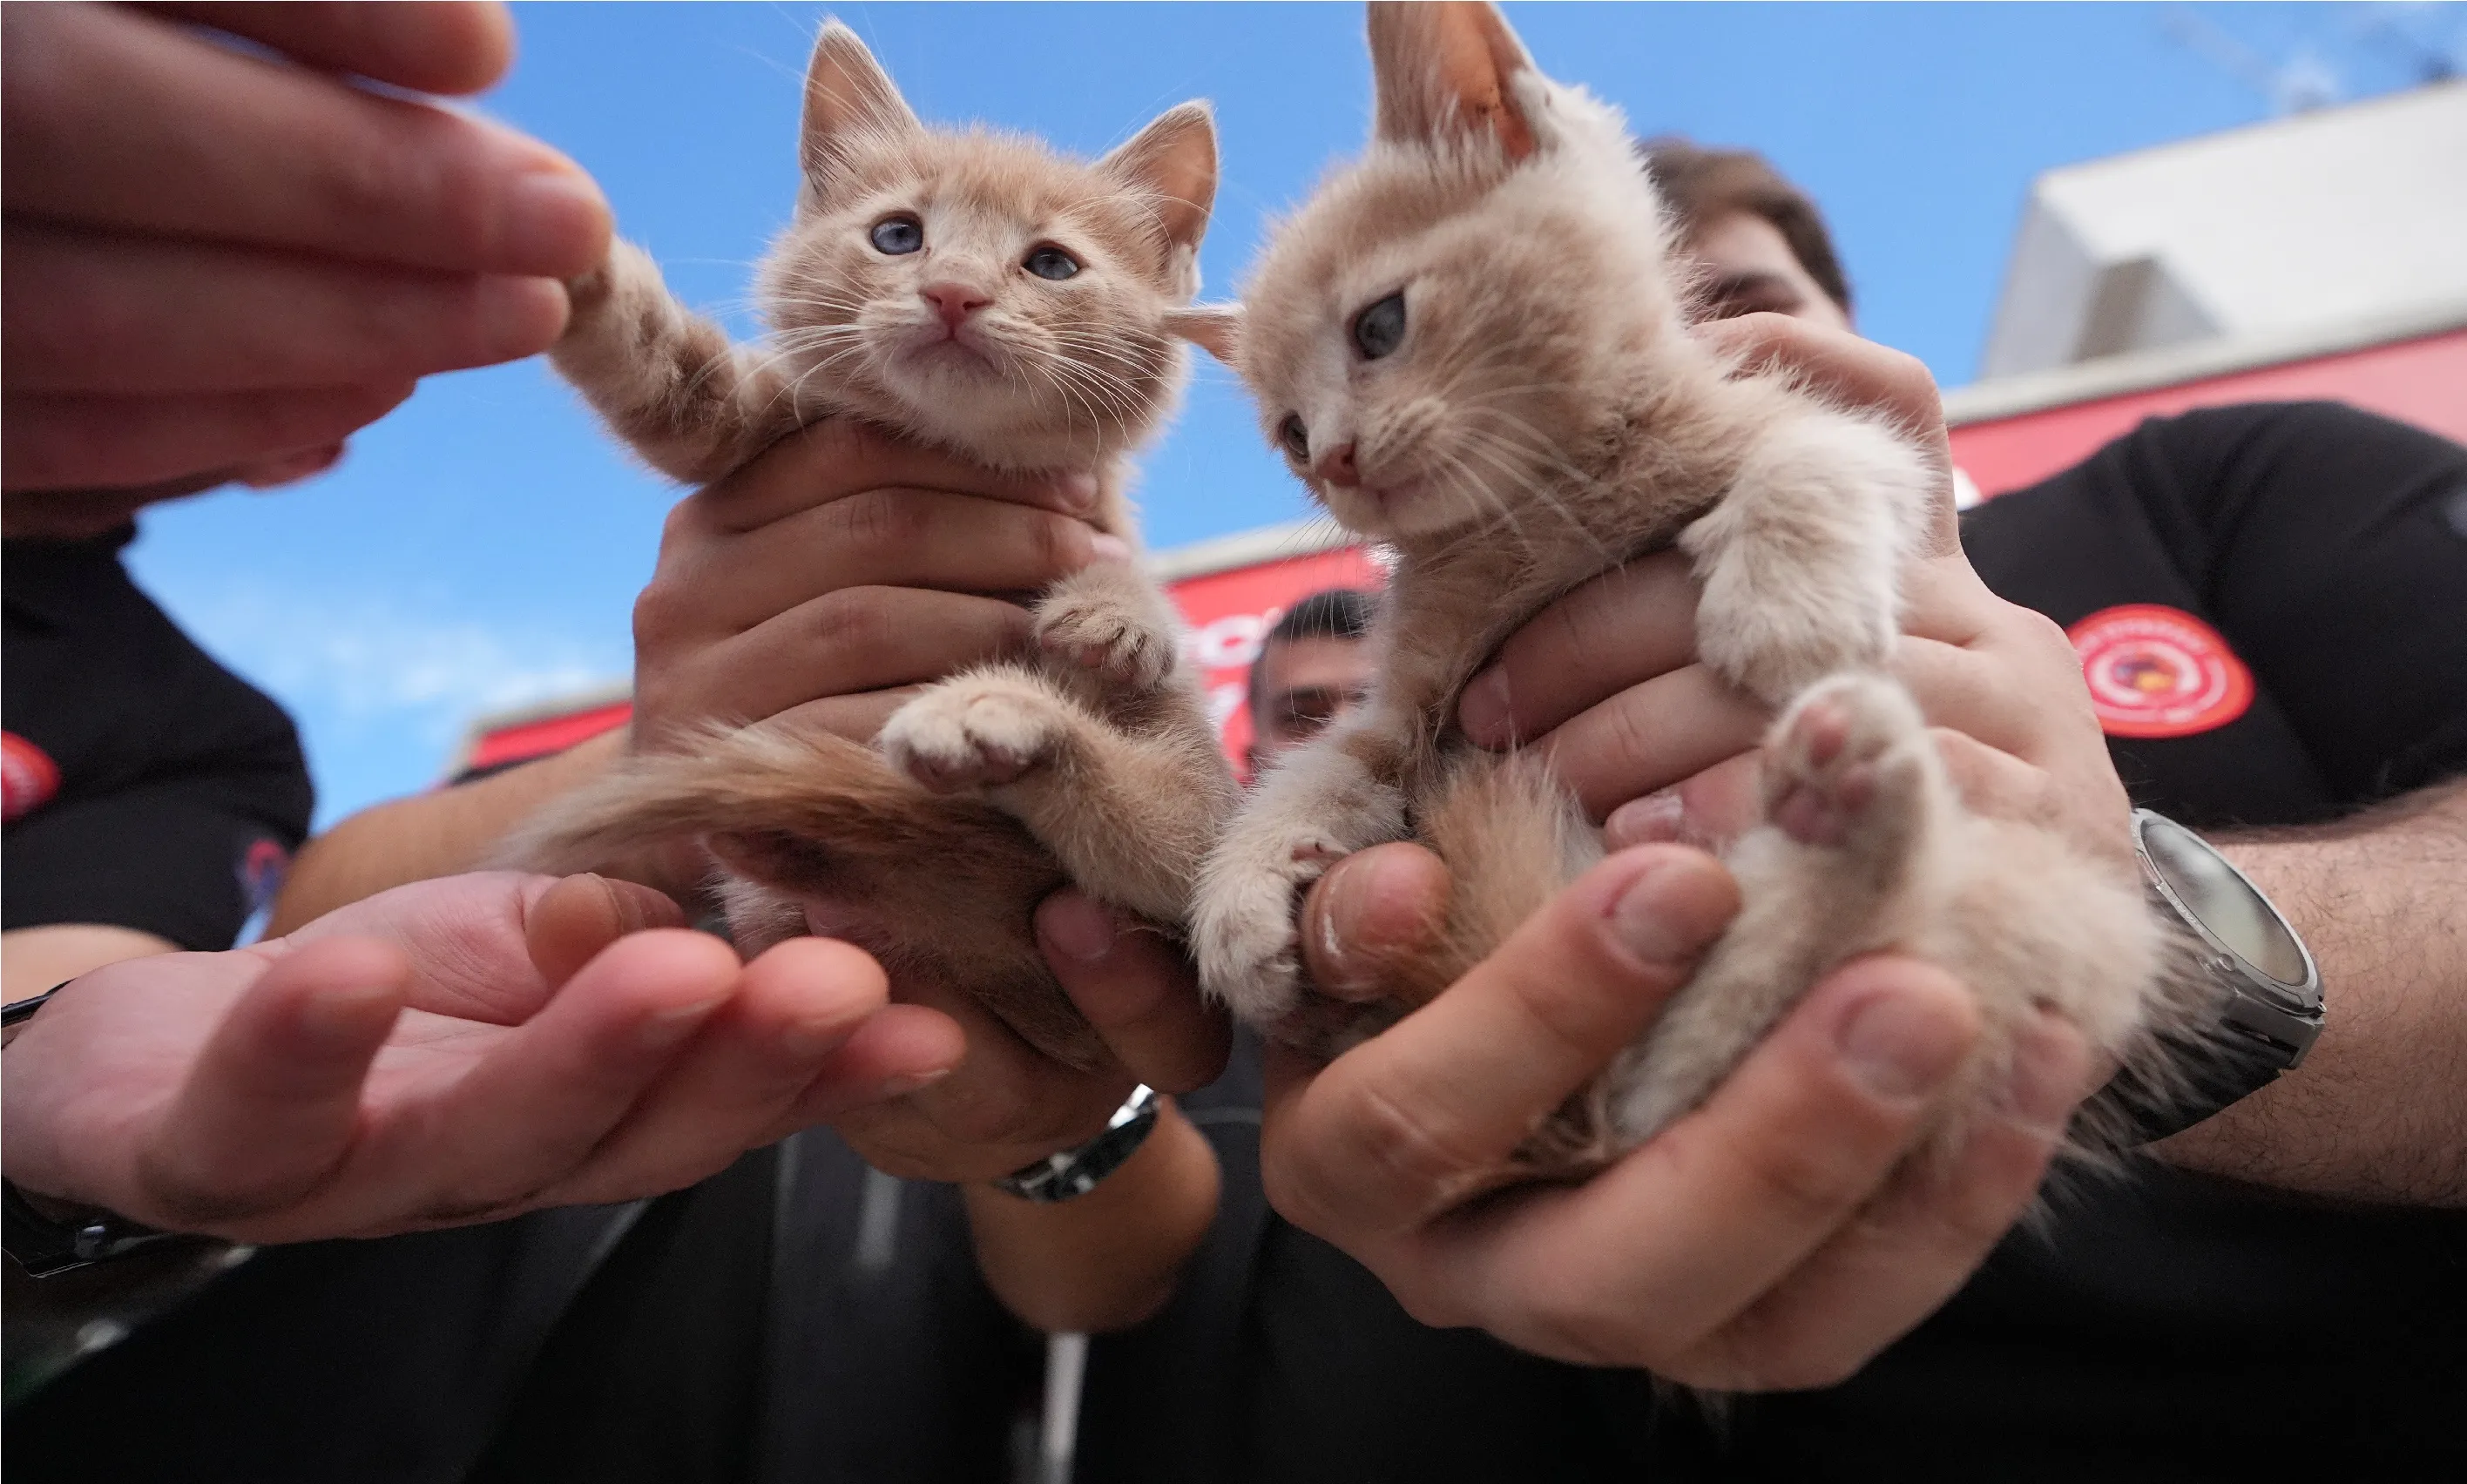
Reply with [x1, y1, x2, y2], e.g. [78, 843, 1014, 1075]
[144, 3, 515, 95]
[1265, 847, 1738, 1239]
[695, 417, 1102, 534]
[1697, 314, 1959, 556]
[3, 3, 606, 278]
[1457, 550, 1700, 749]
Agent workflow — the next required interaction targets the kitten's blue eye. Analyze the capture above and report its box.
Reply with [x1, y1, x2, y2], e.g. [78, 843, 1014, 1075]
[1352, 292, 1406, 361]
[870, 216, 923, 255]
[1278, 415, 1309, 462]
[1024, 245, 1080, 281]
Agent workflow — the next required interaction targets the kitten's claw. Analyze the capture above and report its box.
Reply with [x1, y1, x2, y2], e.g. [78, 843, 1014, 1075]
[1035, 585, 1178, 691]
[880, 677, 1067, 793]
[1763, 673, 1929, 851]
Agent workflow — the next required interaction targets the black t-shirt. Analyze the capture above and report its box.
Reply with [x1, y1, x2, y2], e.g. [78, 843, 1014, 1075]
[3, 527, 314, 948]
[1088, 402, 2467, 1483]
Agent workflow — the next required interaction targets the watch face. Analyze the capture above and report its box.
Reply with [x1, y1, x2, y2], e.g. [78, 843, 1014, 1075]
[2140, 816, 2312, 990]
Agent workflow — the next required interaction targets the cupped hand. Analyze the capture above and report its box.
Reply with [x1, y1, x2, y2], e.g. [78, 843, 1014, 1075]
[0, 871, 956, 1244]
[1267, 843, 2092, 1388]
[627, 418, 1118, 755]
[824, 889, 1231, 1183]
[2, 1, 611, 505]
[1452, 312, 2132, 867]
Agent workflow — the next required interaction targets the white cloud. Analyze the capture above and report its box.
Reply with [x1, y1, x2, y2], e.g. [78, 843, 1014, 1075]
[169, 585, 626, 750]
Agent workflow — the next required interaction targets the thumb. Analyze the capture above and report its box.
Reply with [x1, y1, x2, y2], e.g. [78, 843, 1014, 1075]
[135, 938, 407, 1230]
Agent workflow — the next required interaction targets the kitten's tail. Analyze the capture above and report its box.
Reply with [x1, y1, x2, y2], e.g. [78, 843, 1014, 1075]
[1418, 751, 1606, 997]
[496, 718, 1033, 889]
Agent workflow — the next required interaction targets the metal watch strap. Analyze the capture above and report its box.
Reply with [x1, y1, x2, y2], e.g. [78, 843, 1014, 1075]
[3, 1180, 193, 1278]
[991, 1085, 1162, 1204]
[2081, 810, 2325, 1149]
[1, 979, 74, 1049]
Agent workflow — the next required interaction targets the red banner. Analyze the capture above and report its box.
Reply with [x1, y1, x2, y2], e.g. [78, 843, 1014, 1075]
[456, 327, 2466, 778]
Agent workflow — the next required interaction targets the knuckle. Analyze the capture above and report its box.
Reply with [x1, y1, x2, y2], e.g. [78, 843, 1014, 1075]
[1736, 1136, 1874, 1231]
[1316, 1077, 1492, 1225]
[801, 586, 891, 661]
[631, 574, 692, 647]
[828, 488, 929, 558]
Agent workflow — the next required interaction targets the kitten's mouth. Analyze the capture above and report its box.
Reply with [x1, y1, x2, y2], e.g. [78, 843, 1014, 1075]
[902, 321, 1001, 372]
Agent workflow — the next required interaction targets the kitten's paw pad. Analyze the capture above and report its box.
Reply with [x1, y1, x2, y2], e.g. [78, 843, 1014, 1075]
[1035, 590, 1177, 691]
[879, 682, 1066, 793]
[1764, 674, 1927, 849]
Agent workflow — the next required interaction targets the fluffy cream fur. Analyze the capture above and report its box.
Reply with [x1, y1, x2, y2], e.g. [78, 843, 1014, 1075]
[505, 23, 1237, 1068]
[1193, 2, 2173, 1170]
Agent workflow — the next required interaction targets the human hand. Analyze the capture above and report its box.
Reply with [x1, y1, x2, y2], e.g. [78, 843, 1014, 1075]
[0, 871, 956, 1244]
[825, 889, 1230, 1183]
[1267, 843, 2092, 1387]
[627, 419, 1119, 755]
[1, 2, 611, 510]
[1452, 312, 2132, 867]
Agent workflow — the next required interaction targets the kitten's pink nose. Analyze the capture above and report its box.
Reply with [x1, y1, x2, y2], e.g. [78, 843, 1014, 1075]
[1313, 442, 1361, 488]
[920, 281, 993, 331]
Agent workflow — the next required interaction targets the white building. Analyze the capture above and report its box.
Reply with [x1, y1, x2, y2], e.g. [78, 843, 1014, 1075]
[1981, 80, 2467, 378]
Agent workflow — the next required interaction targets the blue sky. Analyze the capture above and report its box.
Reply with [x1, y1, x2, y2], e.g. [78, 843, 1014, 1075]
[125, 1, 2464, 829]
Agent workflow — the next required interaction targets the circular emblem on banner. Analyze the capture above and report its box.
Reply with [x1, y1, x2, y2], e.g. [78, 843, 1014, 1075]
[1, 732, 61, 824]
[2068, 604, 2253, 739]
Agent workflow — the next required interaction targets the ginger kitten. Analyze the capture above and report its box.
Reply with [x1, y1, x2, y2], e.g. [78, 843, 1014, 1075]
[1193, 2, 2174, 1170]
[507, 24, 1238, 1068]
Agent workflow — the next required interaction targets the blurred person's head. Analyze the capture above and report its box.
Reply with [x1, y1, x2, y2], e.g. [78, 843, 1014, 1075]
[1247, 587, 1377, 772]
[1640, 138, 1854, 333]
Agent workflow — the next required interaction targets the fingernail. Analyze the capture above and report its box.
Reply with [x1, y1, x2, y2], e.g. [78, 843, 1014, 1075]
[1605, 790, 1686, 849]
[504, 169, 611, 277]
[1313, 856, 1373, 991]
[1605, 856, 1731, 966]
[1457, 667, 1512, 746]
[1835, 990, 1969, 1102]
[1088, 532, 1132, 563]
[2003, 1015, 2089, 1132]
[775, 1014, 855, 1062]
[875, 1068, 954, 1099]
[637, 994, 726, 1053]
[473, 274, 570, 358]
[1041, 894, 1118, 963]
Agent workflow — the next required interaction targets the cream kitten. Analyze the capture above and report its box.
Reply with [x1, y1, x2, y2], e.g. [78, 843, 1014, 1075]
[506, 24, 1238, 1069]
[1193, 1, 2172, 1170]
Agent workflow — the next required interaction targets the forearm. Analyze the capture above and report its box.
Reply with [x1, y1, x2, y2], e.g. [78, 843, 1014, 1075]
[2153, 781, 2467, 1204]
[960, 1099, 1220, 1333]
[267, 730, 632, 934]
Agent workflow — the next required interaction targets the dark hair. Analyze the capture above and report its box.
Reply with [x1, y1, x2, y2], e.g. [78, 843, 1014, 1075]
[1637, 136, 1853, 314]
[1266, 587, 1377, 648]
[1248, 587, 1377, 715]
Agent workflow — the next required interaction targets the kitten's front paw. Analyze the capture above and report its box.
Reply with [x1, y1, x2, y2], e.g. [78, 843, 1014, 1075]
[879, 675, 1069, 792]
[1763, 673, 1930, 853]
[1693, 573, 1896, 706]
[1191, 840, 1338, 1027]
[1035, 582, 1178, 691]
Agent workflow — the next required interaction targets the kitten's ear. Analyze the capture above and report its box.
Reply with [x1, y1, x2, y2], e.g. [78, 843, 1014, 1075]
[1101, 101, 1220, 261]
[799, 22, 923, 206]
[1366, 1, 1538, 162]
[1165, 302, 1243, 365]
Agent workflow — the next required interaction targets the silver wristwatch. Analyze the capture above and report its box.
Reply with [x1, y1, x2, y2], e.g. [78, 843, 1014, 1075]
[990, 1085, 1161, 1203]
[2095, 810, 2326, 1146]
